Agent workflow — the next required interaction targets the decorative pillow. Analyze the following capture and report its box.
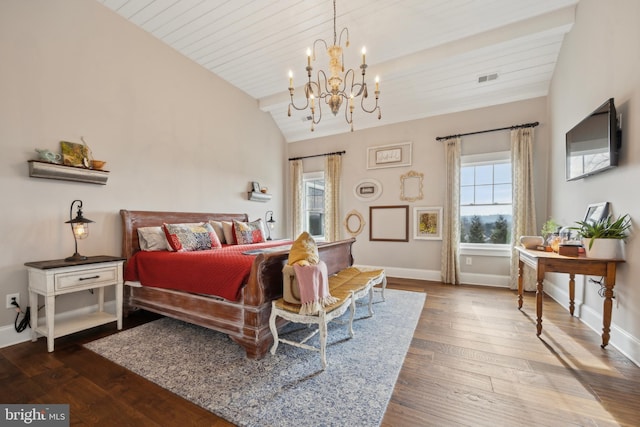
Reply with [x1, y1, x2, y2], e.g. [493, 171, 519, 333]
[137, 226, 170, 251]
[209, 220, 226, 244]
[162, 222, 222, 252]
[233, 219, 266, 245]
[287, 231, 319, 266]
[221, 221, 235, 245]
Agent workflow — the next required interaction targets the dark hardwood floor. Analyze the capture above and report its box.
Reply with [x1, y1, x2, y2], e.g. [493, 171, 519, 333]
[1, 279, 639, 426]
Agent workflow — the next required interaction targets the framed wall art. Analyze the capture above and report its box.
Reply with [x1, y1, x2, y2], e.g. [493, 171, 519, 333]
[60, 141, 89, 167]
[413, 206, 443, 240]
[369, 205, 409, 242]
[400, 170, 424, 202]
[344, 210, 365, 237]
[353, 178, 382, 202]
[366, 141, 412, 169]
[583, 202, 609, 224]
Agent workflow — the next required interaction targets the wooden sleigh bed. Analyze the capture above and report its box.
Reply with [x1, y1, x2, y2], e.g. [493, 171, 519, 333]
[120, 209, 355, 359]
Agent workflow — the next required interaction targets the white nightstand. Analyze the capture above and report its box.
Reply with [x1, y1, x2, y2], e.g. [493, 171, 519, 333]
[25, 255, 125, 352]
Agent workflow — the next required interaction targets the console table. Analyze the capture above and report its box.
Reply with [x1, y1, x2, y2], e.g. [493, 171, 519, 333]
[515, 247, 624, 348]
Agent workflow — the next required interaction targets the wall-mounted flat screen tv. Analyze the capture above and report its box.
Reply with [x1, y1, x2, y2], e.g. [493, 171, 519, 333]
[566, 98, 621, 181]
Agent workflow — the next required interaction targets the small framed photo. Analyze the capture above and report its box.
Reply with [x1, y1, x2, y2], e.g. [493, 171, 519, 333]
[60, 141, 89, 167]
[584, 202, 609, 224]
[251, 181, 261, 193]
[414, 206, 443, 240]
[353, 178, 382, 202]
[367, 142, 412, 169]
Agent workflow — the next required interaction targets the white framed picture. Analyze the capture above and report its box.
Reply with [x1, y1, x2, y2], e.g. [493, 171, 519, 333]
[413, 206, 443, 240]
[366, 142, 412, 169]
[353, 178, 383, 202]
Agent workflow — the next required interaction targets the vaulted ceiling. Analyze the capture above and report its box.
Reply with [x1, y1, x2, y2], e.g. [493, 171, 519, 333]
[97, 0, 578, 142]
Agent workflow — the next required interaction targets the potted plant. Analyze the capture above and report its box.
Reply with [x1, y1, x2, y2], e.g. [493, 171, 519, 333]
[571, 214, 631, 259]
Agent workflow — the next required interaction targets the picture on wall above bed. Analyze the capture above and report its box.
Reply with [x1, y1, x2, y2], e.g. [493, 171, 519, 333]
[60, 141, 89, 167]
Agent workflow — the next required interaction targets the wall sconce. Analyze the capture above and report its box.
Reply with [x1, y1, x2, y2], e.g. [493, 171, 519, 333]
[265, 210, 276, 241]
[65, 199, 94, 262]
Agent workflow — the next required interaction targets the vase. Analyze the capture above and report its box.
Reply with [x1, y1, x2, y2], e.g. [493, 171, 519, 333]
[582, 238, 625, 260]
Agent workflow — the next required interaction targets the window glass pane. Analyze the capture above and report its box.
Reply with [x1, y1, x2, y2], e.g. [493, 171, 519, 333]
[459, 156, 512, 245]
[475, 165, 493, 185]
[494, 163, 511, 184]
[460, 186, 474, 205]
[494, 184, 512, 204]
[303, 175, 325, 239]
[461, 167, 475, 186]
[475, 185, 493, 204]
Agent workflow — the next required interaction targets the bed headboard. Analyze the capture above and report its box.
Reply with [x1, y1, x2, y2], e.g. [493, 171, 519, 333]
[120, 209, 249, 259]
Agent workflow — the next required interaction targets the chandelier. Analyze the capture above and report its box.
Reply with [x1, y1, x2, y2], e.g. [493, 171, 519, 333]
[287, 0, 381, 132]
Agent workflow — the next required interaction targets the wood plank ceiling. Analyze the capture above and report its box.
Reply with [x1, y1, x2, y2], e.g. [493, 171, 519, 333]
[97, 0, 579, 143]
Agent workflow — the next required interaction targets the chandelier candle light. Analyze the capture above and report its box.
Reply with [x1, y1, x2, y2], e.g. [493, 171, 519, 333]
[287, 0, 381, 132]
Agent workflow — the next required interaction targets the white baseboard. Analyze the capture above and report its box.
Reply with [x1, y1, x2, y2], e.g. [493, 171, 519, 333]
[0, 300, 117, 350]
[544, 278, 640, 367]
[356, 265, 510, 288]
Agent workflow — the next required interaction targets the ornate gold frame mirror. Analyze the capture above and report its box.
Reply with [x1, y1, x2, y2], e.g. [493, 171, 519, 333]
[344, 210, 365, 237]
[400, 170, 424, 202]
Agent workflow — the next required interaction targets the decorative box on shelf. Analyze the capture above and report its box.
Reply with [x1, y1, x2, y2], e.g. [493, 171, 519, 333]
[248, 191, 272, 202]
[28, 160, 109, 185]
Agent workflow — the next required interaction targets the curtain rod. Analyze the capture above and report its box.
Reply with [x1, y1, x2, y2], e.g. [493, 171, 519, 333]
[435, 121, 539, 141]
[288, 150, 346, 161]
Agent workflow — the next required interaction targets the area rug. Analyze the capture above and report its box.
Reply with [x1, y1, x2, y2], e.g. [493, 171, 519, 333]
[85, 289, 425, 427]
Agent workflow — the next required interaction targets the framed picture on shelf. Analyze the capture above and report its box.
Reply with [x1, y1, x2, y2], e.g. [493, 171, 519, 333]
[60, 141, 88, 167]
[251, 181, 261, 193]
[413, 206, 443, 240]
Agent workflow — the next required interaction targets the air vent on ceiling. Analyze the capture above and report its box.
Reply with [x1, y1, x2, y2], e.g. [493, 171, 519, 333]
[478, 73, 498, 83]
[301, 115, 313, 122]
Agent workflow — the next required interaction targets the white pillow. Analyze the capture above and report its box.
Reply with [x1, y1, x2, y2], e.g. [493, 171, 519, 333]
[138, 226, 170, 251]
[209, 220, 226, 244]
[222, 221, 235, 244]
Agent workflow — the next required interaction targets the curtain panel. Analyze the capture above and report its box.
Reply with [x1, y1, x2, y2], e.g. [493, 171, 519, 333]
[441, 137, 461, 284]
[290, 159, 304, 239]
[324, 154, 342, 242]
[510, 127, 537, 290]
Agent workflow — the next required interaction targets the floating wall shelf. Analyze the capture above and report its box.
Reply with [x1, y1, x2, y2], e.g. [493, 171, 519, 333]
[248, 191, 272, 202]
[28, 160, 109, 185]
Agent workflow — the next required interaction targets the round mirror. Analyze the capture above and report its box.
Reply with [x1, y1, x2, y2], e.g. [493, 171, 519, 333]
[344, 210, 365, 236]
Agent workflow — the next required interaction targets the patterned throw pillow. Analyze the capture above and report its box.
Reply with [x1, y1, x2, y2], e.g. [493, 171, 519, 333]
[233, 219, 265, 245]
[163, 222, 222, 252]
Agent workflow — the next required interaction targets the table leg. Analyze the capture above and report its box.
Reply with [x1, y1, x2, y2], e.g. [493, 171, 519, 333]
[46, 294, 55, 352]
[29, 290, 38, 342]
[569, 273, 575, 316]
[536, 266, 544, 336]
[601, 262, 617, 348]
[517, 259, 524, 309]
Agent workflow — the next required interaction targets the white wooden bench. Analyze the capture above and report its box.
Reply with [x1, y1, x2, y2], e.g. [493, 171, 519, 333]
[269, 267, 386, 370]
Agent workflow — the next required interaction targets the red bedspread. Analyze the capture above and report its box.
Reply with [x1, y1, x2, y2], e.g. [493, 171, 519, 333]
[124, 241, 292, 301]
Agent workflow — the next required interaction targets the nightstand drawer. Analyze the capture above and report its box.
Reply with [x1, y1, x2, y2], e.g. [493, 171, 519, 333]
[55, 266, 118, 291]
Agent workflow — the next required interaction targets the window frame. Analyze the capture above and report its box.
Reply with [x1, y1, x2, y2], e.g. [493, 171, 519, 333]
[459, 151, 512, 257]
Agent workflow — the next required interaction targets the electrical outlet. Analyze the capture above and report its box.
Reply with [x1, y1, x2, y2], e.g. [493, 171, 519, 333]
[466, 257, 472, 265]
[6, 293, 19, 309]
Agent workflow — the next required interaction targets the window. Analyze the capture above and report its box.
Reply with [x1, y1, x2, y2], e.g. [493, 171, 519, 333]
[303, 172, 325, 240]
[460, 152, 512, 246]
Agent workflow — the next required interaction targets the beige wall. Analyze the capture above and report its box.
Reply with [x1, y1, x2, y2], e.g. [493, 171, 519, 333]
[0, 0, 285, 341]
[547, 0, 640, 363]
[286, 97, 548, 283]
